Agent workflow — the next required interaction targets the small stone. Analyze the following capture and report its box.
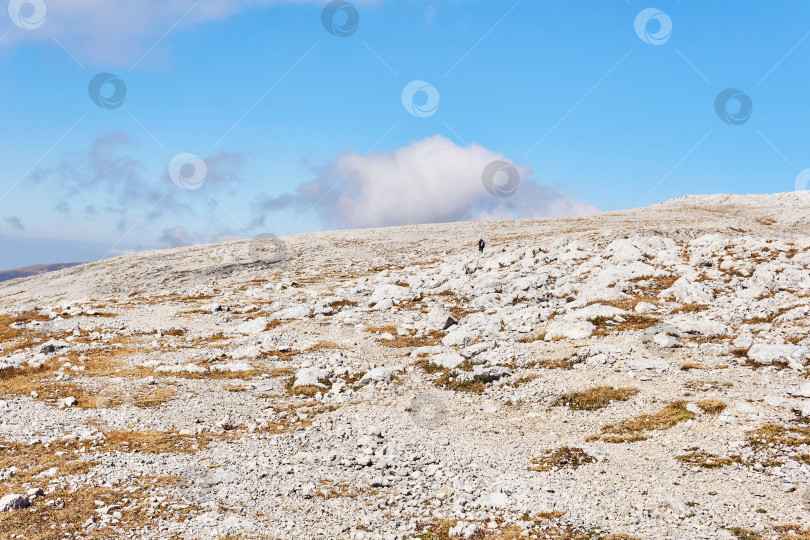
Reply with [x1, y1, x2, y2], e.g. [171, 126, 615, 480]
[779, 483, 796, 493]
[58, 396, 78, 408]
[685, 403, 701, 415]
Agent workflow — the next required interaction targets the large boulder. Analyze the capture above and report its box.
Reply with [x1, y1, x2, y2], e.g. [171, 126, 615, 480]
[273, 305, 311, 320]
[430, 352, 465, 369]
[359, 367, 391, 384]
[622, 357, 671, 372]
[368, 284, 413, 306]
[659, 277, 713, 304]
[0, 494, 29, 512]
[789, 383, 810, 398]
[748, 344, 808, 365]
[293, 368, 330, 387]
[426, 306, 457, 330]
[544, 320, 594, 341]
[472, 366, 512, 383]
[442, 328, 477, 347]
[234, 317, 268, 335]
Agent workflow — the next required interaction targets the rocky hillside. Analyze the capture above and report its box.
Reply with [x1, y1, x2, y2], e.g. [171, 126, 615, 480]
[1, 192, 810, 539]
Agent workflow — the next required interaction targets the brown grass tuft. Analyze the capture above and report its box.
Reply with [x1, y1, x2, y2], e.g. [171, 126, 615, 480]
[554, 386, 638, 411]
[697, 399, 726, 414]
[528, 447, 595, 472]
[593, 401, 694, 443]
[676, 448, 741, 469]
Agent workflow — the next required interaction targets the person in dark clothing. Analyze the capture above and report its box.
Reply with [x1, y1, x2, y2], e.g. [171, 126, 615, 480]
[478, 239, 485, 252]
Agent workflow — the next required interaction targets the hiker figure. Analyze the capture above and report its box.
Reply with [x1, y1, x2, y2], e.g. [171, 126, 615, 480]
[478, 238, 485, 252]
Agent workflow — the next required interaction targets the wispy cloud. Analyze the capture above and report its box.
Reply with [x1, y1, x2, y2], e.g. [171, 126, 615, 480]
[3, 216, 25, 232]
[3, 0, 375, 67]
[30, 130, 249, 232]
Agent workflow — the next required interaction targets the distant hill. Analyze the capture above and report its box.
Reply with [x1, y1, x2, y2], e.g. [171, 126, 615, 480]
[0, 262, 82, 282]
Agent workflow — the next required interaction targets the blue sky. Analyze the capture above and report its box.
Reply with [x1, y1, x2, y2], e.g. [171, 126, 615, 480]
[1, 0, 809, 269]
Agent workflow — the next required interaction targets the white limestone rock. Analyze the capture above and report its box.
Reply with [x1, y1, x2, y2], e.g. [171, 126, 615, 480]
[544, 320, 594, 341]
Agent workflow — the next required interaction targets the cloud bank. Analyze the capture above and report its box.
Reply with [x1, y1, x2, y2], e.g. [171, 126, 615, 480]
[255, 135, 598, 229]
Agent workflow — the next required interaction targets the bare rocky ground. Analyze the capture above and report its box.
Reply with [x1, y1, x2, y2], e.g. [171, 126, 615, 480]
[2, 192, 810, 540]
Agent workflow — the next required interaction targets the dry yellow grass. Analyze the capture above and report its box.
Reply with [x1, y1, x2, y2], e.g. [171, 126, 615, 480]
[528, 447, 595, 472]
[0, 311, 53, 355]
[592, 401, 695, 443]
[671, 303, 709, 314]
[747, 423, 810, 448]
[379, 330, 445, 348]
[683, 380, 733, 392]
[680, 362, 709, 371]
[774, 525, 810, 540]
[697, 399, 727, 414]
[526, 357, 581, 370]
[364, 325, 398, 334]
[590, 314, 660, 337]
[676, 448, 741, 468]
[0, 482, 199, 539]
[555, 386, 639, 411]
[132, 386, 177, 407]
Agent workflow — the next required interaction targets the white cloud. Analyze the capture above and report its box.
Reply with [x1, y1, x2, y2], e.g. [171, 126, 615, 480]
[160, 227, 243, 248]
[256, 134, 598, 229]
[3, 0, 347, 66]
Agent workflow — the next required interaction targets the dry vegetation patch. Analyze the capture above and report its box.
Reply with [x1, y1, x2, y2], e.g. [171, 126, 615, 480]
[0, 482, 199, 540]
[528, 447, 595, 472]
[413, 517, 634, 539]
[675, 448, 741, 469]
[683, 380, 733, 392]
[697, 399, 727, 414]
[519, 332, 546, 343]
[680, 362, 709, 371]
[671, 303, 709, 314]
[554, 386, 638, 411]
[590, 401, 694, 443]
[590, 314, 660, 337]
[526, 356, 582, 370]
[380, 330, 445, 349]
[0, 311, 53, 355]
